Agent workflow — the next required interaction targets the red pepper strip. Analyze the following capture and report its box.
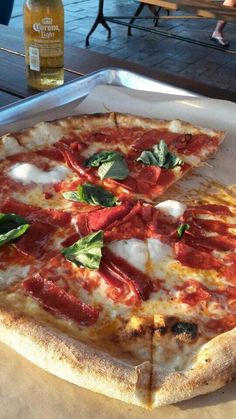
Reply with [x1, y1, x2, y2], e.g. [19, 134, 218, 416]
[184, 233, 236, 252]
[61, 232, 80, 247]
[174, 242, 222, 270]
[22, 275, 99, 326]
[223, 254, 236, 282]
[103, 201, 143, 233]
[137, 166, 162, 185]
[14, 222, 56, 259]
[37, 147, 65, 162]
[99, 259, 128, 289]
[176, 279, 211, 307]
[99, 248, 153, 301]
[88, 201, 133, 231]
[185, 204, 233, 217]
[107, 176, 137, 193]
[190, 217, 236, 236]
[76, 213, 91, 236]
[1, 197, 71, 227]
[55, 142, 94, 181]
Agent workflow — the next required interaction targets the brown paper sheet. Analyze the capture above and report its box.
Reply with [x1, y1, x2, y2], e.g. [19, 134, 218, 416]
[0, 340, 235, 419]
[0, 86, 236, 418]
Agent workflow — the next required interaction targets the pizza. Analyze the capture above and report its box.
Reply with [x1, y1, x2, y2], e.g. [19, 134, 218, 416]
[0, 112, 235, 409]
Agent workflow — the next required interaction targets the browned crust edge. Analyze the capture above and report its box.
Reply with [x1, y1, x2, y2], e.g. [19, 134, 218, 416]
[114, 112, 225, 140]
[0, 305, 151, 408]
[0, 112, 225, 160]
[0, 113, 117, 159]
[151, 328, 236, 407]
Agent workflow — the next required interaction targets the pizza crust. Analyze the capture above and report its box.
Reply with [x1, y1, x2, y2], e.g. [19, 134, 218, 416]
[0, 113, 116, 158]
[1, 302, 235, 409]
[0, 305, 151, 408]
[151, 328, 236, 407]
[114, 112, 224, 138]
[0, 112, 224, 160]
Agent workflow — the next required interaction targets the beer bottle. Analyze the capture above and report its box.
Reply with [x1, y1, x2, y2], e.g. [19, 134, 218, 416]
[24, 0, 64, 90]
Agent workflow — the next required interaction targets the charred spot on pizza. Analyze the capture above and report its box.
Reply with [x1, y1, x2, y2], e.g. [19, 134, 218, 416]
[124, 315, 153, 338]
[154, 326, 167, 337]
[153, 314, 168, 337]
[172, 321, 198, 343]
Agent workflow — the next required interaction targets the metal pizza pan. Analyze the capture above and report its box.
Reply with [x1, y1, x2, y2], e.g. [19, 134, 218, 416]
[0, 67, 197, 132]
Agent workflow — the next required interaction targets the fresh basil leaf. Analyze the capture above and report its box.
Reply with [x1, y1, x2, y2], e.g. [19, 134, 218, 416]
[163, 152, 183, 169]
[98, 159, 129, 180]
[137, 140, 184, 169]
[0, 213, 29, 234]
[177, 223, 190, 238]
[153, 140, 168, 167]
[0, 213, 30, 247]
[85, 149, 129, 180]
[136, 150, 159, 166]
[85, 151, 123, 167]
[63, 183, 117, 207]
[61, 230, 104, 270]
[62, 191, 82, 202]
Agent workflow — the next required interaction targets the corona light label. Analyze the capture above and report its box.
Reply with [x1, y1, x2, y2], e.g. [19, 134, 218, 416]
[33, 17, 60, 38]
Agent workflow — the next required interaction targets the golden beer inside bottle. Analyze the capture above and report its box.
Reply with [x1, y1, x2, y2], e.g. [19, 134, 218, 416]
[24, 0, 64, 90]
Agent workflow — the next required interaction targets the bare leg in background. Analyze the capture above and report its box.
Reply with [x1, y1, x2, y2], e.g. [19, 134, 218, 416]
[211, 0, 236, 46]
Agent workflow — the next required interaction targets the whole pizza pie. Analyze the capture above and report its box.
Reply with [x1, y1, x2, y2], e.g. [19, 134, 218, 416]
[0, 112, 235, 409]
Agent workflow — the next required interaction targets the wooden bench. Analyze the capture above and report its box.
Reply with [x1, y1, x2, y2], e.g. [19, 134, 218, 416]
[139, 0, 236, 22]
[86, 0, 236, 52]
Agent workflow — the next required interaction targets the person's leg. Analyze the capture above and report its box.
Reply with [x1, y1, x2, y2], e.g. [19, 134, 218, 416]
[211, 21, 228, 46]
[211, 0, 236, 46]
[0, 0, 14, 25]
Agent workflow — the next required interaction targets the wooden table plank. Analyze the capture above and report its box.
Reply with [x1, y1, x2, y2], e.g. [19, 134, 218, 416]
[0, 49, 79, 99]
[141, 0, 236, 22]
[0, 91, 21, 107]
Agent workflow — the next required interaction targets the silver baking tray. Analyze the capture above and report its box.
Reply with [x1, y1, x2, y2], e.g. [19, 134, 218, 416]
[0, 67, 197, 130]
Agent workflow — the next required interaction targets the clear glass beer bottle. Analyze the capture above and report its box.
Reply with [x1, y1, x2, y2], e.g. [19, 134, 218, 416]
[24, 0, 64, 90]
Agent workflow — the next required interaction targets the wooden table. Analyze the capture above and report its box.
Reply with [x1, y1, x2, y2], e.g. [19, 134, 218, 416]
[0, 24, 236, 107]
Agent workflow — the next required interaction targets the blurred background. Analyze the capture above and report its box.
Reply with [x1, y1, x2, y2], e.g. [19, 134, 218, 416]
[10, 0, 236, 92]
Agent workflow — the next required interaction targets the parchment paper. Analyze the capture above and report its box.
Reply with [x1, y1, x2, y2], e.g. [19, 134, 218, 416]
[0, 86, 235, 418]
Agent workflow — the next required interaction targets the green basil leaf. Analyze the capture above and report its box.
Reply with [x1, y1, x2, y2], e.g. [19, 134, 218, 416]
[177, 223, 190, 238]
[63, 183, 117, 207]
[85, 151, 123, 167]
[85, 149, 129, 180]
[62, 191, 82, 202]
[61, 230, 104, 270]
[162, 152, 183, 169]
[137, 140, 184, 169]
[153, 140, 168, 167]
[136, 150, 159, 166]
[98, 159, 129, 180]
[0, 213, 30, 247]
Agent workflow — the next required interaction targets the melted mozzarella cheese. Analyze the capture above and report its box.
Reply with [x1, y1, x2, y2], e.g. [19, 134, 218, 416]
[108, 239, 148, 273]
[147, 238, 173, 262]
[8, 163, 70, 185]
[108, 238, 173, 278]
[147, 238, 173, 277]
[0, 265, 30, 289]
[155, 200, 186, 219]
